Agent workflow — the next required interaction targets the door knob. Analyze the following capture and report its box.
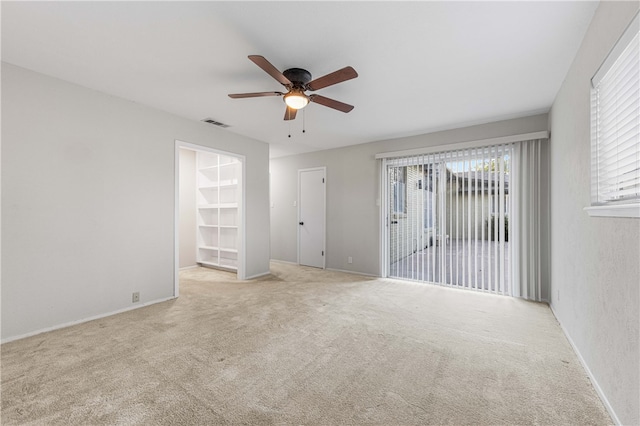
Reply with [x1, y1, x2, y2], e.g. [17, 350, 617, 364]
[299, 222, 304, 225]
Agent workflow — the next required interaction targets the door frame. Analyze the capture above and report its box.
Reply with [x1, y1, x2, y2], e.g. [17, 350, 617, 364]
[379, 159, 389, 277]
[297, 166, 326, 269]
[174, 140, 246, 297]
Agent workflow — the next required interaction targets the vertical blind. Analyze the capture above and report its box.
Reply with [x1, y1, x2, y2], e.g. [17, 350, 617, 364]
[386, 143, 513, 296]
[591, 13, 640, 204]
[511, 139, 547, 301]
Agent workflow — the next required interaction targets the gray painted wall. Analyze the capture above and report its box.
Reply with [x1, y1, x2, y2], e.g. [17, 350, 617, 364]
[179, 148, 197, 269]
[270, 113, 548, 278]
[1, 63, 271, 341]
[548, 2, 639, 424]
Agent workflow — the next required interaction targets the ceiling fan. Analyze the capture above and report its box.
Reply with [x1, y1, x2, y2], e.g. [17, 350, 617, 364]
[228, 55, 358, 121]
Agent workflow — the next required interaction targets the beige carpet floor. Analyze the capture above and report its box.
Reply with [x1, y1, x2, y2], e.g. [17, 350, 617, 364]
[2, 262, 611, 425]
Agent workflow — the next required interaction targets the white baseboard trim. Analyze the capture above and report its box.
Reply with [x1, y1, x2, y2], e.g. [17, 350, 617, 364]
[326, 267, 379, 278]
[244, 270, 271, 280]
[1, 296, 176, 344]
[270, 259, 379, 278]
[549, 303, 621, 426]
[269, 259, 298, 266]
[179, 265, 199, 271]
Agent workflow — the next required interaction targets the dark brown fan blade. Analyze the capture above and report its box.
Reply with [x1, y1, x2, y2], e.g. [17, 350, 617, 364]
[284, 106, 298, 121]
[228, 91, 283, 99]
[309, 94, 354, 113]
[306, 66, 358, 91]
[248, 55, 292, 87]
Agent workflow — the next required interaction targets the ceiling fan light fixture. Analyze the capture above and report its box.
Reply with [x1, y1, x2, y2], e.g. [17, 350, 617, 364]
[229, 56, 357, 119]
[284, 91, 309, 110]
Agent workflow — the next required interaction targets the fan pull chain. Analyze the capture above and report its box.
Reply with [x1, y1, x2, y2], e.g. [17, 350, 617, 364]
[288, 109, 291, 138]
[303, 109, 306, 134]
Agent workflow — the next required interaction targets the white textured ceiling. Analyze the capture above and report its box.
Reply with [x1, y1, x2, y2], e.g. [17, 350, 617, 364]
[1, 1, 598, 157]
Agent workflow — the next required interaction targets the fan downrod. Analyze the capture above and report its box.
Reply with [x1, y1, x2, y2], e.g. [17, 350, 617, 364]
[283, 68, 312, 86]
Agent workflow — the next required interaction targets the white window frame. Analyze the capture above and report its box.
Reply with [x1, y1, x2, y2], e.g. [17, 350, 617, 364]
[585, 12, 640, 218]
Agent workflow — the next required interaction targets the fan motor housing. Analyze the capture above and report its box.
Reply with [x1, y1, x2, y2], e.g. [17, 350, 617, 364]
[283, 68, 312, 85]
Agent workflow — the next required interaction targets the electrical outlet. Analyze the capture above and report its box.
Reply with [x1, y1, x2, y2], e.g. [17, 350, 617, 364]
[132, 292, 140, 303]
[348, 256, 353, 264]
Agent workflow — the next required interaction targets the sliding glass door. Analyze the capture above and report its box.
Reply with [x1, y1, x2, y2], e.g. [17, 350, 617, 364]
[385, 144, 513, 295]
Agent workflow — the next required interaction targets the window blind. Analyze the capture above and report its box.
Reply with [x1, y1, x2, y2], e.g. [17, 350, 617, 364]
[591, 13, 640, 204]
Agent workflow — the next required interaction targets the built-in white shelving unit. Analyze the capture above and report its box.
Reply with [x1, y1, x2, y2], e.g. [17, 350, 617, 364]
[196, 151, 241, 271]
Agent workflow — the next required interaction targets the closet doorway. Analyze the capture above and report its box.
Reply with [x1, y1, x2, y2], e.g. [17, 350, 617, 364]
[175, 141, 245, 296]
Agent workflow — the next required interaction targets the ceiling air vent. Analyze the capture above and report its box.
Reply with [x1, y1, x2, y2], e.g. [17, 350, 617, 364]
[201, 118, 230, 128]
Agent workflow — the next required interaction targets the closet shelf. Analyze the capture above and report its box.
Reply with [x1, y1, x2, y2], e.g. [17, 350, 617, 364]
[198, 162, 238, 171]
[198, 181, 238, 190]
[198, 246, 237, 253]
[198, 165, 219, 172]
[198, 203, 238, 209]
[219, 162, 239, 168]
[196, 151, 240, 275]
[218, 259, 238, 269]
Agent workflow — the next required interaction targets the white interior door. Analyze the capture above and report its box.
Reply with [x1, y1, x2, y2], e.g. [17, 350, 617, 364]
[298, 167, 326, 268]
